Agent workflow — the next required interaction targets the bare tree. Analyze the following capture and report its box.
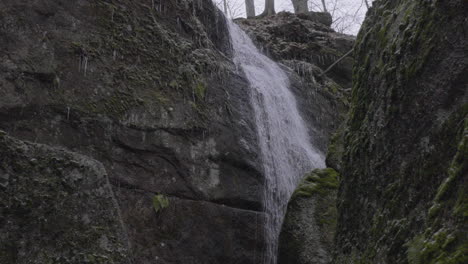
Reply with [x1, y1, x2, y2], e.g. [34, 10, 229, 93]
[292, 0, 309, 13]
[307, 0, 373, 34]
[321, 0, 328, 12]
[216, 0, 244, 18]
[261, 0, 276, 16]
[306, 0, 328, 13]
[331, 0, 365, 33]
[246, 0, 255, 18]
[364, 0, 369, 8]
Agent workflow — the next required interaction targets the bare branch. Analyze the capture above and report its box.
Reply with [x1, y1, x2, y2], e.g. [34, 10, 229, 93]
[320, 48, 354, 76]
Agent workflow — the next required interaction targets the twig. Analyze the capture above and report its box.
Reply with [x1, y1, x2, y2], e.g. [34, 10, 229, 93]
[320, 48, 354, 76]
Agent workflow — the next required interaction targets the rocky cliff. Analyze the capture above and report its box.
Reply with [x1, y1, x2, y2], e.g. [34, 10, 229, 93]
[279, 0, 467, 263]
[0, 0, 262, 263]
[335, 0, 467, 263]
[0, 1, 352, 263]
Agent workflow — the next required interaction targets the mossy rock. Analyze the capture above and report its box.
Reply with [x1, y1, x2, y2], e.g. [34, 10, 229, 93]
[278, 168, 339, 264]
[152, 194, 170, 213]
[291, 168, 339, 200]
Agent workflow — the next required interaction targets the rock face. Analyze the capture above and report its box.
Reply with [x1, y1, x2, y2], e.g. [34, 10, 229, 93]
[334, 0, 468, 263]
[0, 1, 351, 263]
[0, 0, 265, 263]
[0, 0, 352, 264]
[277, 1, 467, 263]
[0, 132, 131, 263]
[278, 168, 339, 264]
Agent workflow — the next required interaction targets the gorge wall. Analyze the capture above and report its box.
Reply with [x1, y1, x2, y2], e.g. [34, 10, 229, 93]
[0, 0, 264, 263]
[4, 0, 465, 263]
[278, 0, 467, 264]
[0, 1, 352, 263]
[335, 0, 467, 263]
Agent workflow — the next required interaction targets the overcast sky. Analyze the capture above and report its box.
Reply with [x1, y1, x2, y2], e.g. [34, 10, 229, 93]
[215, 0, 373, 35]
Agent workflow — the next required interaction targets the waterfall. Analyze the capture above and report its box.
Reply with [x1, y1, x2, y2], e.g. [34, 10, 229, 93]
[227, 21, 325, 264]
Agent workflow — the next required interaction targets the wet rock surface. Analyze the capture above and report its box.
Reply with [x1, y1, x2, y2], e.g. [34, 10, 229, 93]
[277, 1, 467, 263]
[0, 1, 353, 263]
[334, 0, 468, 263]
[0, 0, 264, 263]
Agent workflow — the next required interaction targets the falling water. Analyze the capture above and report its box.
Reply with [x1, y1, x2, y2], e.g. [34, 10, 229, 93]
[227, 21, 326, 264]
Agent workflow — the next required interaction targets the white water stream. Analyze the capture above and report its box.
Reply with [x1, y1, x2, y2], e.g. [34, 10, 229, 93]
[227, 21, 325, 264]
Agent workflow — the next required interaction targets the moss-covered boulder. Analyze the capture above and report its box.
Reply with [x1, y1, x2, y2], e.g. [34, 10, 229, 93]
[278, 168, 339, 264]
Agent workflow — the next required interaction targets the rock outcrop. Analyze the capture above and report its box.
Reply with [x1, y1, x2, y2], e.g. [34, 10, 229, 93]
[277, 1, 467, 264]
[0, 0, 264, 263]
[0, 132, 131, 263]
[0, 1, 352, 263]
[278, 168, 339, 264]
[334, 0, 468, 263]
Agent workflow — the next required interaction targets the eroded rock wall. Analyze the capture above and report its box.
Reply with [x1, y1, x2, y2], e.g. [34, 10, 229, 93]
[335, 0, 467, 263]
[0, 2, 356, 263]
[0, 0, 265, 263]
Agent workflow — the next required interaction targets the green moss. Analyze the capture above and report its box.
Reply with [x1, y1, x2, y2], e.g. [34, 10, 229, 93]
[406, 229, 467, 264]
[453, 186, 468, 218]
[291, 168, 339, 199]
[194, 82, 206, 100]
[318, 201, 338, 226]
[146, 90, 170, 105]
[407, 234, 425, 264]
[82, 91, 143, 117]
[377, 25, 389, 47]
[326, 123, 346, 171]
[152, 194, 169, 213]
[335, 249, 375, 264]
[428, 203, 442, 219]
[434, 118, 467, 204]
[169, 80, 179, 89]
[405, 118, 468, 264]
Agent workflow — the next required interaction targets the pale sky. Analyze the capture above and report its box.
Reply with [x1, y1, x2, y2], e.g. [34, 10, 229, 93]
[215, 0, 373, 35]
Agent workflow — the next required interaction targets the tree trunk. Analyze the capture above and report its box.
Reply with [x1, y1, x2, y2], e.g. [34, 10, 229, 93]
[261, 0, 275, 16]
[223, 0, 227, 14]
[321, 0, 328, 12]
[245, 0, 255, 18]
[292, 0, 308, 14]
[364, 0, 370, 9]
